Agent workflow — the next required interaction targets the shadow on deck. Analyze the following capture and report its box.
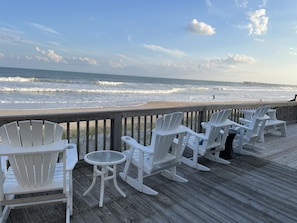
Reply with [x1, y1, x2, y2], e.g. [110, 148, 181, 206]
[7, 124, 297, 223]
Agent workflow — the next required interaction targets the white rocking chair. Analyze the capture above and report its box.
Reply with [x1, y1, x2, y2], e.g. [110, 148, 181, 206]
[232, 105, 271, 154]
[181, 109, 233, 171]
[0, 120, 78, 223]
[119, 112, 188, 195]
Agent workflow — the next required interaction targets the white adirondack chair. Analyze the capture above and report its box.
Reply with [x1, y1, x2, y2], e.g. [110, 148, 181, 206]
[119, 112, 188, 195]
[181, 109, 233, 171]
[261, 109, 287, 142]
[232, 105, 270, 154]
[0, 120, 78, 223]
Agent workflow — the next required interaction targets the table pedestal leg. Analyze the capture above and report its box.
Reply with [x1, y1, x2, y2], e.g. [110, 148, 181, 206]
[112, 164, 126, 198]
[83, 165, 98, 196]
[99, 165, 106, 207]
[83, 163, 126, 207]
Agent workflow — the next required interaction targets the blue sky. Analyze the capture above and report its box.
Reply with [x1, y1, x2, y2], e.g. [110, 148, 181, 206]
[0, 0, 296, 84]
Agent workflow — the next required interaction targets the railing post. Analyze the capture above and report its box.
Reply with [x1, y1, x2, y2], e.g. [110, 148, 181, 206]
[111, 113, 122, 151]
[198, 110, 206, 132]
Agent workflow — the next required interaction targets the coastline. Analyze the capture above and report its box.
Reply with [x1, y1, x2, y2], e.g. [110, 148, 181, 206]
[0, 100, 276, 117]
[0, 101, 199, 116]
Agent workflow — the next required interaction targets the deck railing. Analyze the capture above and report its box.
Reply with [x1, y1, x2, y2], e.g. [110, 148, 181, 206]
[0, 101, 296, 160]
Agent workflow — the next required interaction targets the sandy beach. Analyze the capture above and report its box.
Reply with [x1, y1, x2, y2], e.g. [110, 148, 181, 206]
[0, 101, 202, 116]
[0, 100, 276, 117]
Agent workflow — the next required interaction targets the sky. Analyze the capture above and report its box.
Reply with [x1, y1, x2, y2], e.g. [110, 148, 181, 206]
[0, 0, 297, 85]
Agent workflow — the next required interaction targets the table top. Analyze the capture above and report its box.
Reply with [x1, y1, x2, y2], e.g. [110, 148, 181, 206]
[84, 150, 126, 166]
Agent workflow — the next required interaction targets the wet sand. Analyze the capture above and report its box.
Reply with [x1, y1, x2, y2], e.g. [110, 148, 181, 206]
[0, 101, 204, 116]
[0, 100, 272, 117]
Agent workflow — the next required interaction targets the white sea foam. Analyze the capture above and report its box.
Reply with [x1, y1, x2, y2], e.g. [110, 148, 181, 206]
[95, 81, 123, 86]
[0, 76, 36, 82]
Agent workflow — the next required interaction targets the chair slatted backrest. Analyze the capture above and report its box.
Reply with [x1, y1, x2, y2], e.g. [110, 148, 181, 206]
[8, 148, 62, 187]
[150, 112, 185, 165]
[0, 120, 65, 188]
[209, 109, 231, 124]
[199, 109, 232, 155]
[0, 120, 63, 147]
[246, 105, 270, 139]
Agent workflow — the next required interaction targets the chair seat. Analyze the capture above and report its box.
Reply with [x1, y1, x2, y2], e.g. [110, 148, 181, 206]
[186, 135, 221, 154]
[124, 149, 178, 174]
[265, 119, 287, 135]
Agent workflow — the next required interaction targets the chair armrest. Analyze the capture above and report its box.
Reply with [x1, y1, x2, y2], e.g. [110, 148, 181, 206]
[66, 143, 78, 171]
[121, 136, 153, 154]
[186, 128, 207, 141]
[231, 122, 249, 131]
[239, 118, 251, 125]
[201, 122, 208, 129]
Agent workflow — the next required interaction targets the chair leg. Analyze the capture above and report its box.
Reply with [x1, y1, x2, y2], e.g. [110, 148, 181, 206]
[233, 142, 255, 155]
[69, 172, 73, 216]
[161, 167, 188, 183]
[119, 172, 158, 195]
[120, 152, 158, 195]
[233, 137, 252, 155]
[181, 145, 211, 171]
[181, 156, 210, 171]
[0, 205, 11, 223]
[258, 132, 265, 143]
[281, 123, 287, 136]
[205, 152, 230, 165]
[66, 200, 70, 223]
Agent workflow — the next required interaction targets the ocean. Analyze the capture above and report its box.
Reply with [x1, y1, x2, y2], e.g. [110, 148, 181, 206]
[0, 67, 296, 110]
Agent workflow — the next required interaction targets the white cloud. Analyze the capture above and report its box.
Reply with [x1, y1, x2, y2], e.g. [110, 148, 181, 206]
[254, 38, 265, 42]
[47, 49, 63, 62]
[289, 48, 297, 56]
[247, 9, 268, 35]
[0, 53, 4, 58]
[143, 44, 185, 57]
[127, 34, 133, 42]
[235, 0, 248, 8]
[35, 47, 99, 65]
[28, 22, 60, 35]
[74, 56, 98, 65]
[259, 0, 268, 7]
[109, 59, 127, 68]
[25, 56, 32, 60]
[0, 27, 33, 45]
[35, 55, 49, 62]
[226, 53, 256, 64]
[35, 46, 65, 63]
[200, 54, 256, 70]
[188, 19, 215, 35]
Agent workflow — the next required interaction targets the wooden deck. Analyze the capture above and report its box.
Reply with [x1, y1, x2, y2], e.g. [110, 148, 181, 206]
[6, 123, 297, 223]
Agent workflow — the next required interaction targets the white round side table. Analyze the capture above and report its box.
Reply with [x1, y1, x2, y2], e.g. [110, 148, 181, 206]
[83, 150, 126, 207]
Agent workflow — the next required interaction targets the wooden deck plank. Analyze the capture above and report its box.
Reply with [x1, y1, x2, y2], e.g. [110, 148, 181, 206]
[5, 123, 297, 223]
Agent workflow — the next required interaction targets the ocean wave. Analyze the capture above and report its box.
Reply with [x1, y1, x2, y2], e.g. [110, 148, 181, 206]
[0, 87, 185, 94]
[0, 76, 89, 84]
[212, 87, 227, 91]
[95, 81, 124, 86]
[0, 76, 36, 82]
[187, 86, 209, 91]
